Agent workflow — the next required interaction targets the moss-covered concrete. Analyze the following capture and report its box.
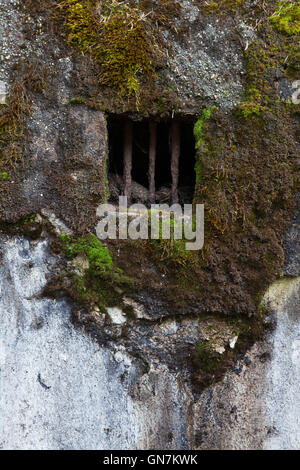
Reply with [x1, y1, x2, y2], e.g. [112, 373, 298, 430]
[0, 0, 298, 390]
[60, 233, 133, 312]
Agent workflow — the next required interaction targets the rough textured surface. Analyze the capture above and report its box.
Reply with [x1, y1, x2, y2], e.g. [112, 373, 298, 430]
[0, 235, 188, 450]
[0, 0, 299, 450]
[284, 194, 300, 277]
[264, 277, 300, 450]
[190, 277, 300, 450]
[164, 2, 245, 112]
[1, 235, 299, 450]
[0, 0, 107, 231]
[190, 341, 270, 449]
[0, 0, 23, 81]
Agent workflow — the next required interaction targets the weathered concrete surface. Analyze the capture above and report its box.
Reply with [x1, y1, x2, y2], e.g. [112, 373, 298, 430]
[0, 0, 247, 229]
[0, 0, 299, 451]
[190, 277, 300, 450]
[0, 235, 188, 450]
[165, 0, 246, 112]
[0, 0, 24, 82]
[284, 194, 300, 277]
[0, 0, 108, 231]
[1, 233, 299, 450]
[190, 340, 270, 449]
[263, 277, 300, 450]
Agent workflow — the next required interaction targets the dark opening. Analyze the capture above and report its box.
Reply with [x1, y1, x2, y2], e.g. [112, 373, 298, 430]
[107, 115, 196, 204]
[179, 120, 197, 203]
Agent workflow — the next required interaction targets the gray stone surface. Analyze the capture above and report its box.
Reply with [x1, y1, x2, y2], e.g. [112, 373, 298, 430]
[0, 0, 108, 230]
[0, 0, 24, 81]
[164, 2, 245, 112]
[284, 194, 300, 276]
[1, 234, 299, 450]
[0, 235, 188, 450]
[0, 80, 7, 104]
[263, 278, 300, 449]
[190, 277, 300, 450]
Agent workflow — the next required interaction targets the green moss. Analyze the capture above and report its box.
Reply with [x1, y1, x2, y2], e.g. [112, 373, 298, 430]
[99, 12, 153, 97]
[146, 210, 200, 272]
[233, 1, 298, 118]
[238, 16, 299, 118]
[270, 1, 300, 35]
[61, 233, 128, 280]
[195, 160, 204, 185]
[61, 233, 133, 311]
[239, 37, 277, 118]
[58, 1, 154, 99]
[287, 47, 300, 72]
[194, 106, 217, 150]
[196, 342, 222, 374]
[1, 172, 9, 180]
[70, 96, 86, 105]
[202, 0, 246, 13]
[193, 107, 217, 185]
[240, 91, 266, 119]
[150, 238, 198, 269]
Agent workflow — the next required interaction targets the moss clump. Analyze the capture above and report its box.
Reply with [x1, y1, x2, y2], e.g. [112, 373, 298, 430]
[61, 233, 121, 280]
[270, 1, 300, 35]
[287, 47, 300, 72]
[240, 89, 266, 119]
[70, 96, 86, 105]
[233, 2, 300, 118]
[239, 36, 277, 119]
[194, 106, 217, 150]
[58, 0, 154, 98]
[150, 238, 198, 269]
[61, 233, 133, 311]
[99, 13, 153, 99]
[238, 19, 298, 118]
[145, 210, 200, 271]
[192, 341, 227, 390]
[0, 61, 47, 173]
[201, 0, 246, 14]
[196, 342, 222, 374]
[194, 107, 217, 185]
[0, 81, 31, 172]
[1, 172, 9, 180]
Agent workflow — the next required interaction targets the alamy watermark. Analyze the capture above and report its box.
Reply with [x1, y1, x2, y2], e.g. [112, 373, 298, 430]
[96, 197, 204, 251]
